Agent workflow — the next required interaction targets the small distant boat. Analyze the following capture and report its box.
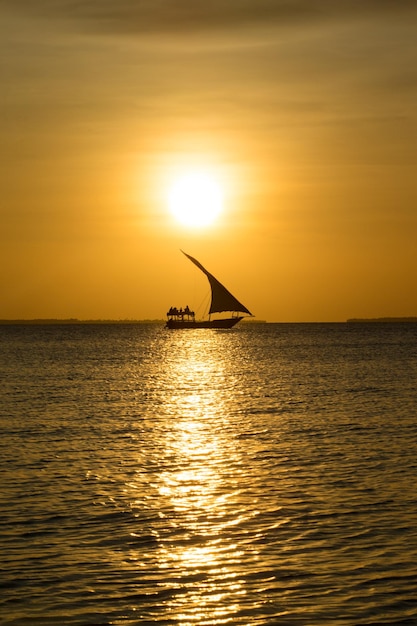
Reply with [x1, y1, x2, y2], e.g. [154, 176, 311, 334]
[166, 251, 253, 329]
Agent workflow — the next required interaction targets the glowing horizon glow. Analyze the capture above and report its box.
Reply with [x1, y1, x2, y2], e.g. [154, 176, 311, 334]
[167, 170, 224, 228]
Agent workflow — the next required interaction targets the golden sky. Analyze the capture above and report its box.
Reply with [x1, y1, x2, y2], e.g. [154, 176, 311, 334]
[1, 1, 416, 321]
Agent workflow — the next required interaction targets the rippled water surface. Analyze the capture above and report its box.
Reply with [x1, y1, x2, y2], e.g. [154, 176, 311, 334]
[1, 322, 417, 625]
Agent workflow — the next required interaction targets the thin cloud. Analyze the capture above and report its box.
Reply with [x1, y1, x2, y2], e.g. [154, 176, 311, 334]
[2, 0, 416, 36]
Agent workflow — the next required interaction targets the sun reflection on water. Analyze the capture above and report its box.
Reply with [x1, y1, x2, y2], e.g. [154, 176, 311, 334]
[131, 331, 262, 624]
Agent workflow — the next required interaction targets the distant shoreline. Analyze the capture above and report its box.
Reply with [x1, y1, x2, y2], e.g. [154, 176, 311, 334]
[346, 317, 417, 323]
[0, 319, 165, 325]
[0, 317, 416, 325]
[0, 318, 268, 325]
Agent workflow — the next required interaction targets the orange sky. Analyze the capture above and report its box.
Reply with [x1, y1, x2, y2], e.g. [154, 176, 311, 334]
[1, 1, 416, 321]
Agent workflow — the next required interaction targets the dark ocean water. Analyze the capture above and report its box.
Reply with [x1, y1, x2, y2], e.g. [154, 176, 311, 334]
[1, 322, 417, 625]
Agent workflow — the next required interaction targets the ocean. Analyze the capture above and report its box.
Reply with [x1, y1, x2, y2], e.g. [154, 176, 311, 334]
[1, 322, 417, 625]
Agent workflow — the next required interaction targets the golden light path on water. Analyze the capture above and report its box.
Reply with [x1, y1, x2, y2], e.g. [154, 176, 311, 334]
[121, 330, 276, 624]
[152, 332, 257, 623]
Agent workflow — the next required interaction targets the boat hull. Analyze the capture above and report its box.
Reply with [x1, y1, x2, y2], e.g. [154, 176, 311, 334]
[166, 317, 243, 329]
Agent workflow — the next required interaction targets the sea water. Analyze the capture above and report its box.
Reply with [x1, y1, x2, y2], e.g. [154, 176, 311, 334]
[1, 322, 417, 625]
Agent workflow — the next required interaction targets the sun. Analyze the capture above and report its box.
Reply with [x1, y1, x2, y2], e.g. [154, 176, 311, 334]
[167, 170, 223, 228]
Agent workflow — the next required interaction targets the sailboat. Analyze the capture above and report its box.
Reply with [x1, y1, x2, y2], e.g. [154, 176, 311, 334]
[166, 251, 253, 329]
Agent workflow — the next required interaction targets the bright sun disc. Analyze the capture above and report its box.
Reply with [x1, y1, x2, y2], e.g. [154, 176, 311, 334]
[168, 171, 223, 227]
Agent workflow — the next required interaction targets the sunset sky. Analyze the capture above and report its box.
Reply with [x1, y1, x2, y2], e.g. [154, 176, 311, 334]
[1, 0, 416, 322]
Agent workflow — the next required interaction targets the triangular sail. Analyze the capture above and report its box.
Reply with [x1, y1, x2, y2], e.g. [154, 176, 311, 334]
[182, 251, 252, 316]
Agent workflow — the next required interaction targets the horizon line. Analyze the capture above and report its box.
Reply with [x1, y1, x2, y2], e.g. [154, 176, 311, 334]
[1, 317, 417, 325]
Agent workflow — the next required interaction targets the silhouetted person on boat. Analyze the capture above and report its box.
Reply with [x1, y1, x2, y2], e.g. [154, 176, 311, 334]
[167, 306, 195, 321]
[167, 307, 180, 317]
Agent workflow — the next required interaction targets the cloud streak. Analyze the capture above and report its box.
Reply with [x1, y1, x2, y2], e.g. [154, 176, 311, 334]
[2, 0, 417, 36]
